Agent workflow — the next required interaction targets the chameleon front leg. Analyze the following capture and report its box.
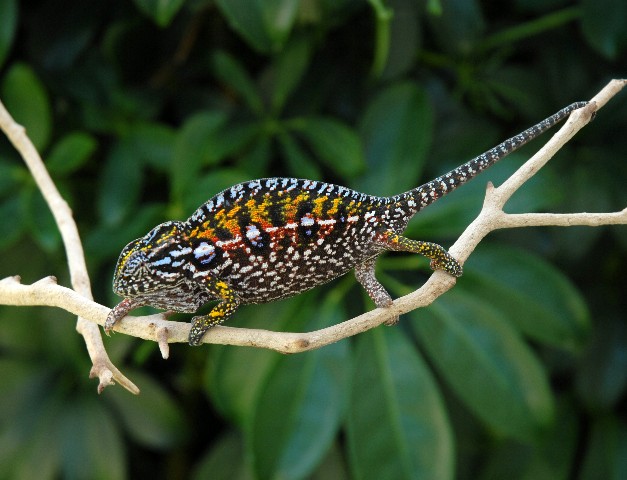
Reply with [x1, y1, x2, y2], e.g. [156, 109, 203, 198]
[354, 256, 399, 326]
[104, 297, 148, 334]
[189, 277, 240, 346]
[376, 230, 463, 277]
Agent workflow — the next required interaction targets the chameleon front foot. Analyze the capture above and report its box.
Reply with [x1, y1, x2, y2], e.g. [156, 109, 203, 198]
[104, 298, 137, 335]
[188, 314, 226, 346]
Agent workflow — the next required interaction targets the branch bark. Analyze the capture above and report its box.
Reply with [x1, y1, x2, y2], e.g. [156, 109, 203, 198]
[0, 79, 625, 380]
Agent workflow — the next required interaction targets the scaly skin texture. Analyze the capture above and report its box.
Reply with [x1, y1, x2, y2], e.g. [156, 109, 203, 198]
[105, 102, 586, 345]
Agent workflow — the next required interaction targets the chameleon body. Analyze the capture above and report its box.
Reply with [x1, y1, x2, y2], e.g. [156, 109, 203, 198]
[106, 102, 586, 345]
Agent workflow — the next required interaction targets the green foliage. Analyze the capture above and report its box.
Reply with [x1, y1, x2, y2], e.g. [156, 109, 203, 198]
[346, 327, 454, 480]
[0, 0, 626, 479]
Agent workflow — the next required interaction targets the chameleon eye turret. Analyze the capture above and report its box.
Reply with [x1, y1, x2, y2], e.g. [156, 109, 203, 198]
[105, 102, 587, 345]
[112, 241, 148, 296]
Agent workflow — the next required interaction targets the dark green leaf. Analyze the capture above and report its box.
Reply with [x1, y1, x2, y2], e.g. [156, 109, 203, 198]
[59, 397, 125, 480]
[309, 443, 350, 480]
[128, 122, 176, 170]
[235, 134, 271, 178]
[260, 0, 301, 48]
[477, 398, 579, 480]
[1, 63, 52, 150]
[192, 432, 254, 480]
[581, 0, 627, 59]
[0, 195, 23, 248]
[427, 0, 485, 54]
[46, 132, 97, 175]
[97, 140, 143, 226]
[212, 51, 264, 114]
[346, 327, 454, 480]
[215, 0, 298, 52]
[172, 111, 228, 203]
[207, 298, 306, 427]
[23, 186, 61, 252]
[463, 244, 590, 351]
[0, 371, 63, 479]
[576, 316, 627, 411]
[250, 300, 349, 480]
[293, 116, 365, 179]
[411, 290, 554, 442]
[105, 370, 189, 449]
[0, 162, 23, 195]
[215, 0, 271, 52]
[357, 82, 433, 196]
[579, 417, 627, 480]
[0, 0, 17, 68]
[278, 131, 322, 180]
[268, 36, 312, 114]
[133, 0, 185, 27]
[380, 0, 421, 79]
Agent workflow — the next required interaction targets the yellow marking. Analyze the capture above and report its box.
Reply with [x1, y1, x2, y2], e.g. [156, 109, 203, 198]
[326, 197, 342, 216]
[155, 226, 179, 244]
[117, 247, 137, 274]
[312, 196, 328, 216]
[247, 196, 274, 225]
[194, 225, 217, 240]
[283, 191, 310, 221]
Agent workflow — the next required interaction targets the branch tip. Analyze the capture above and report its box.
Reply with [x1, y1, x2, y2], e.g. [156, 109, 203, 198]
[1, 275, 21, 284]
[157, 327, 170, 359]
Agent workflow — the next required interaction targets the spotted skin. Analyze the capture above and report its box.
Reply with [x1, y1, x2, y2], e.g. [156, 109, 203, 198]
[105, 102, 587, 345]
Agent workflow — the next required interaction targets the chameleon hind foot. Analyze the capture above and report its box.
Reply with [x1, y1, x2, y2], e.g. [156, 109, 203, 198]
[376, 230, 463, 277]
[355, 257, 399, 326]
[429, 253, 463, 278]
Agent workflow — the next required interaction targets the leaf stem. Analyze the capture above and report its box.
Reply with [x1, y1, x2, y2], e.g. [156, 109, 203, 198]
[477, 6, 582, 52]
[368, 0, 393, 79]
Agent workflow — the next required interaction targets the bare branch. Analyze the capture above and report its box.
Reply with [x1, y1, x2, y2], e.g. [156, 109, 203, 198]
[0, 79, 625, 362]
[0, 100, 139, 394]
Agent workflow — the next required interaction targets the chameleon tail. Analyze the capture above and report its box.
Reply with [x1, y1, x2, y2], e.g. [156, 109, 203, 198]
[391, 101, 588, 218]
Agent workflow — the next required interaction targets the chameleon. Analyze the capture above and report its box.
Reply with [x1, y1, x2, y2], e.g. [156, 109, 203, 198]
[105, 101, 587, 345]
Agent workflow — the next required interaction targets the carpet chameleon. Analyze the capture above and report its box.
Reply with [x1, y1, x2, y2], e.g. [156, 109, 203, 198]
[105, 102, 587, 345]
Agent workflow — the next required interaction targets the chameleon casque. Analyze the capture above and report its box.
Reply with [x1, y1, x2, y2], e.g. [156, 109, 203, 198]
[105, 102, 587, 345]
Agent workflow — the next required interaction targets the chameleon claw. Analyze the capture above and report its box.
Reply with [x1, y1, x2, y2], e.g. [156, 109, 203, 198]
[105, 298, 137, 336]
[188, 317, 206, 346]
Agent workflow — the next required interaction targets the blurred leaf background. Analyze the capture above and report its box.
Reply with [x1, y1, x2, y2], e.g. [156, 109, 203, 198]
[0, 0, 626, 479]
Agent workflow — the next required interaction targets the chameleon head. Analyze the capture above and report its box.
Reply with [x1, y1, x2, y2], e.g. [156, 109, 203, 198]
[112, 221, 188, 297]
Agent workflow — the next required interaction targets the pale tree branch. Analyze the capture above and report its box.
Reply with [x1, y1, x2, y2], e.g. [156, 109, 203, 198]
[0, 101, 140, 394]
[0, 80, 625, 377]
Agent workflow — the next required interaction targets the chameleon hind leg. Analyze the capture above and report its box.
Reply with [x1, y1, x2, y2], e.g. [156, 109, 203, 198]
[376, 230, 463, 277]
[355, 256, 399, 326]
[189, 277, 240, 346]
